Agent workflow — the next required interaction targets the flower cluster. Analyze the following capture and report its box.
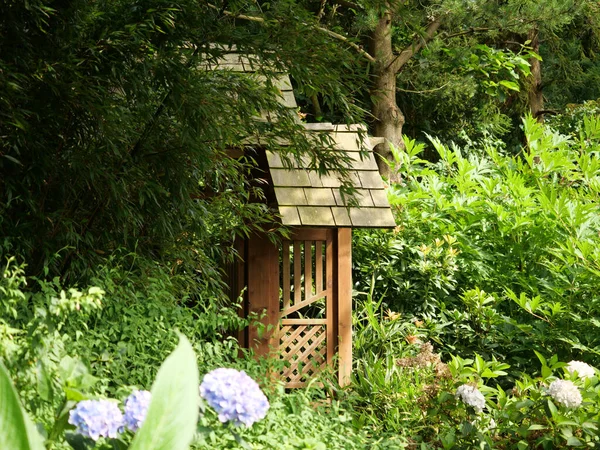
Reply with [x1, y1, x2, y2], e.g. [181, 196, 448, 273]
[548, 379, 582, 408]
[124, 390, 152, 432]
[566, 360, 596, 380]
[68, 400, 124, 441]
[455, 384, 486, 413]
[69, 390, 151, 441]
[200, 368, 270, 427]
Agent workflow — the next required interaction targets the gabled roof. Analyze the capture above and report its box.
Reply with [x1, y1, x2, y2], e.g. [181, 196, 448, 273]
[267, 123, 396, 228]
[206, 50, 396, 228]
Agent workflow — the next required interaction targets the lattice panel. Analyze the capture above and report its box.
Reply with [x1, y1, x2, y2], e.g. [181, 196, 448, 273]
[278, 230, 334, 388]
[279, 324, 328, 387]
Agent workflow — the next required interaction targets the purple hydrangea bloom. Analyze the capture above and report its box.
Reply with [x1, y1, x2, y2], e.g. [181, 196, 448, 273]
[200, 368, 270, 427]
[124, 390, 152, 432]
[68, 399, 124, 441]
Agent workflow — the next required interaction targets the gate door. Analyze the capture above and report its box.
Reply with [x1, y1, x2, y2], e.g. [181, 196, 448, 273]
[279, 229, 335, 388]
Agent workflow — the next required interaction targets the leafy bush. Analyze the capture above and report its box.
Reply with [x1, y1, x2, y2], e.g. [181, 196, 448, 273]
[0, 255, 251, 447]
[344, 296, 600, 449]
[354, 114, 600, 370]
[1, 255, 381, 449]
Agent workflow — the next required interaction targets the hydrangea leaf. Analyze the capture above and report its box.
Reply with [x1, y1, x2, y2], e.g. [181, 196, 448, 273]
[129, 334, 199, 450]
[0, 362, 45, 450]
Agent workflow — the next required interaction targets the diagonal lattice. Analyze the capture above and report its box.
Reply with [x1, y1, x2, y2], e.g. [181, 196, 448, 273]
[280, 325, 327, 386]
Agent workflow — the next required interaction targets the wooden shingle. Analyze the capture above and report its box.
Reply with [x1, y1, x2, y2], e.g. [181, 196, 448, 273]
[270, 125, 395, 228]
[202, 51, 395, 229]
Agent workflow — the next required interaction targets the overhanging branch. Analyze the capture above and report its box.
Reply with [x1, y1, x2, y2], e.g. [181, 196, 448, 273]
[388, 18, 442, 74]
[206, 3, 376, 63]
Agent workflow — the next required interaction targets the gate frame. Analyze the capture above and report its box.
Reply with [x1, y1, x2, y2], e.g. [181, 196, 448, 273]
[233, 227, 352, 387]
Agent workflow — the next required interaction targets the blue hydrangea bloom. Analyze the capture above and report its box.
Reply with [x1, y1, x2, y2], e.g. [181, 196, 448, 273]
[200, 368, 270, 427]
[123, 390, 152, 432]
[68, 399, 124, 441]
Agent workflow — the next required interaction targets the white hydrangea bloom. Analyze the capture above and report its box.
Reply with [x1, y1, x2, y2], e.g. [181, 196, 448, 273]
[548, 379, 582, 408]
[566, 360, 596, 380]
[456, 384, 486, 413]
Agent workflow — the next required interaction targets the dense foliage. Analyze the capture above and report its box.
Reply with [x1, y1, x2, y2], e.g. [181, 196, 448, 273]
[3, 0, 600, 449]
[354, 114, 600, 369]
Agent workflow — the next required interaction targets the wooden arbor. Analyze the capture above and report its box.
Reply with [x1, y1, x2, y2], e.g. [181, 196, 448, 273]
[232, 124, 396, 388]
[205, 51, 395, 386]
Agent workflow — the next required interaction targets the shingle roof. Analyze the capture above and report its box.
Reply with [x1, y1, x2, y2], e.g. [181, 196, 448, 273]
[267, 124, 396, 228]
[206, 50, 396, 228]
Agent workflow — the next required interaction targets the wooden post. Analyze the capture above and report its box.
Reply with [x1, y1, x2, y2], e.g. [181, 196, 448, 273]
[247, 233, 280, 357]
[234, 238, 248, 349]
[337, 228, 352, 386]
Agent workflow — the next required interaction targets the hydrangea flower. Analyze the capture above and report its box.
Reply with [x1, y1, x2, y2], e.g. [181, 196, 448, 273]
[68, 399, 124, 441]
[124, 390, 152, 432]
[548, 379, 582, 408]
[566, 360, 596, 380]
[200, 368, 269, 426]
[455, 384, 486, 413]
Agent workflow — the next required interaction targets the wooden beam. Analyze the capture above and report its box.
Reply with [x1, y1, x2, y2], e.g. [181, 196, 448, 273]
[326, 229, 335, 366]
[337, 228, 352, 386]
[247, 233, 280, 358]
[291, 228, 329, 241]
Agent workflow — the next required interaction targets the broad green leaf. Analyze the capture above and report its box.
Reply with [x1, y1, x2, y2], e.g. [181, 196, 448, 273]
[499, 80, 520, 91]
[566, 436, 583, 446]
[533, 350, 547, 367]
[129, 335, 199, 450]
[36, 362, 53, 403]
[0, 362, 45, 450]
[24, 411, 46, 450]
[0, 361, 30, 450]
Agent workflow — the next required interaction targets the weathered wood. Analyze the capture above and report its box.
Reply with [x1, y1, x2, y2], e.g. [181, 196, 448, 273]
[281, 325, 323, 361]
[304, 240, 313, 298]
[326, 229, 334, 365]
[280, 325, 308, 357]
[315, 241, 323, 293]
[281, 290, 327, 317]
[291, 228, 328, 241]
[282, 242, 291, 311]
[247, 233, 280, 357]
[293, 241, 302, 305]
[281, 318, 327, 325]
[337, 228, 352, 386]
[282, 327, 327, 379]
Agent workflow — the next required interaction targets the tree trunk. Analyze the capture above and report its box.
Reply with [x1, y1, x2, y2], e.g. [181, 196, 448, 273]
[370, 5, 405, 180]
[528, 28, 544, 121]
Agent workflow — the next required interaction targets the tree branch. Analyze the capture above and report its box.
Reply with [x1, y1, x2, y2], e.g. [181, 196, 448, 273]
[388, 18, 442, 74]
[316, 26, 375, 62]
[206, 3, 376, 63]
[442, 27, 494, 40]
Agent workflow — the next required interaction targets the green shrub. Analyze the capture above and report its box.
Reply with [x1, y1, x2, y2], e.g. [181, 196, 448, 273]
[353, 114, 600, 370]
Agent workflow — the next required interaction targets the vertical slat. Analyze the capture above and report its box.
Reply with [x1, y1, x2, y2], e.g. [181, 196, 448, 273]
[326, 230, 334, 365]
[304, 241, 312, 298]
[337, 228, 353, 386]
[294, 241, 302, 305]
[247, 233, 280, 358]
[315, 241, 323, 293]
[282, 242, 291, 311]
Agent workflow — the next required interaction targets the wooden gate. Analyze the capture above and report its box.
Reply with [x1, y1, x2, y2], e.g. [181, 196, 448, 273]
[239, 228, 352, 387]
[279, 229, 334, 387]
